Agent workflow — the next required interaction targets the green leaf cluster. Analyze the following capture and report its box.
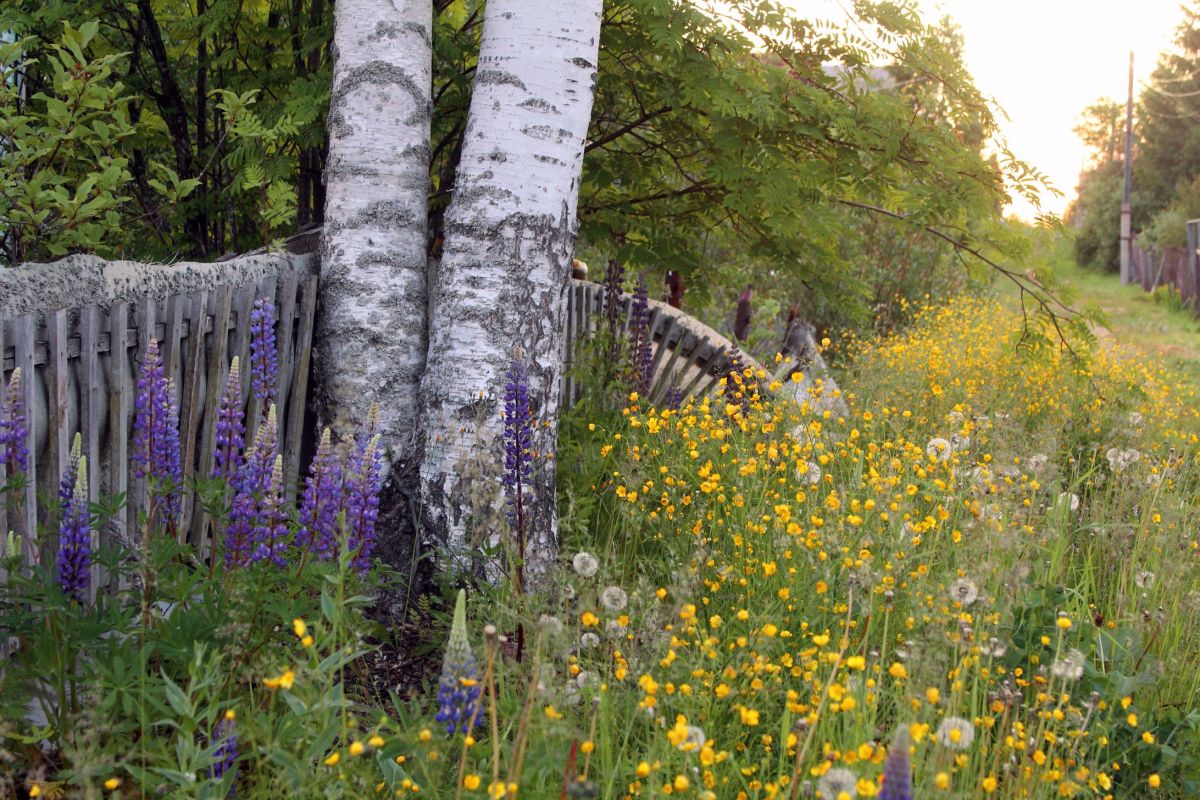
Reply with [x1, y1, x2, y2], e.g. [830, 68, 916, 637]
[0, 22, 184, 263]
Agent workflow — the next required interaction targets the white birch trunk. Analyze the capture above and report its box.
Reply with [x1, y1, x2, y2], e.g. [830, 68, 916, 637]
[418, 0, 602, 587]
[318, 0, 431, 453]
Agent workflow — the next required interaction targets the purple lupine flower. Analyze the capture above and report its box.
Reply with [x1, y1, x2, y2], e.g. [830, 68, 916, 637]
[602, 259, 627, 380]
[224, 405, 279, 568]
[209, 711, 238, 789]
[626, 277, 654, 396]
[249, 298, 277, 405]
[665, 386, 684, 411]
[602, 258, 625, 327]
[344, 432, 382, 573]
[58, 433, 82, 502]
[250, 455, 288, 567]
[132, 339, 183, 524]
[295, 428, 343, 562]
[435, 589, 481, 736]
[502, 360, 533, 535]
[1, 367, 28, 473]
[212, 357, 246, 480]
[56, 455, 91, 603]
[879, 726, 912, 800]
[223, 488, 256, 568]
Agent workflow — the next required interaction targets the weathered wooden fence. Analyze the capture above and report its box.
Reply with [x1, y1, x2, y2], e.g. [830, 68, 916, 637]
[0, 238, 827, 585]
[0, 250, 318, 575]
[1128, 220, 1200, 310]
[562, 280, 767, 407]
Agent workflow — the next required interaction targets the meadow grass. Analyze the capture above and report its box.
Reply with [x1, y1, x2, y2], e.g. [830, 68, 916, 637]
[7, 287, 1200, 799]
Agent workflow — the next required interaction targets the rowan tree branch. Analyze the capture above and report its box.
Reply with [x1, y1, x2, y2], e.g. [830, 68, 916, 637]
[836, 198, 1093, 368]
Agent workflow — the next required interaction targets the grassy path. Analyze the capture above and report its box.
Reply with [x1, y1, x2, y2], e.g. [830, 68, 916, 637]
[1033, 237, 1200, 383]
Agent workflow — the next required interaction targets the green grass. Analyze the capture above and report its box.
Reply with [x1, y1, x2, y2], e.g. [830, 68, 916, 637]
[1030, 235, 1200, 383]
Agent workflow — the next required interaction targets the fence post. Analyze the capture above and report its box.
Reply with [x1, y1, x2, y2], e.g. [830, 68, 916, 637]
[1188, 220, 1200, 310]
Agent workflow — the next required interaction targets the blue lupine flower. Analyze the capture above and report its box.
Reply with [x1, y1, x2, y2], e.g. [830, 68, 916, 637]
[249, 298, 277, 404]
[250, 455, 288, 567]
[879, 726, 912, 800]
[210, 711, 238, 791]
[1, 367, 28, 473]
[58, 433, 82, 502]
[344, 431, 382, 573]
[626, 277, 654, 396]
[296, 428, 343, 562]
[502, 359, 533, 534]
[56, 455, 91, 603]
[132, 339, 183, 524]
[603, 259, 627, 370]
[213, 357, 246, 480]
[225, 405, 278, 568]
[435, 589, 481, 736]
[224, 491, 255, 567]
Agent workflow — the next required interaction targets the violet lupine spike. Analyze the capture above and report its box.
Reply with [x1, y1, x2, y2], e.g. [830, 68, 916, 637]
[879, 726, 912, 800]
[241, 405, 279, 497]
[1, 367, 28, 473]
[602, 259, 625, 326]
[603, 260, 626, 373]
[435, 589, 481, 736]
[250, 455, 289, 567]
[344, 433, 382, 573]
[58, 433, 82, 502]
[225, 405, 279, 568]
[223, 489, 256, 568]
[665, 386, 684, 411]
[56, 456, 91, 603]
[132, 339, 183, 522]
[626, 277, 653, 396]
[296, 428, 343, 562]
[249, 298, 278, 405]
[209, 712, 238, 789]
[502, 360, 533, 530]
[212, 357, 246, 480]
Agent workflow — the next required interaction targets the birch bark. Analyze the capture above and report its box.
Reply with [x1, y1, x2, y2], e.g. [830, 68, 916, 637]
[418, 0, 603, 586]
[317, 0, 431, 608]
[318, 0, 430, 457]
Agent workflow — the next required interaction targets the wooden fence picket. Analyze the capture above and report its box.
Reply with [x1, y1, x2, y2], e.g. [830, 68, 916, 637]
[0, 258, 322, 573]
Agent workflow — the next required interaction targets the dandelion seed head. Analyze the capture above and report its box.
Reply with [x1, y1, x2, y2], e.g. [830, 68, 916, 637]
[600, 585, 628, 611]
[948, 577, 979, 606]
[572, 551, 599, 578]
[817, 767, 858, 799]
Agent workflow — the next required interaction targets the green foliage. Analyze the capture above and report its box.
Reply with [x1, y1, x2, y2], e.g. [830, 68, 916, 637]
[0, 22, 195, 264]
[2, 0, 331, 261]
[216, 89, 301, 240]
[572, 1, 1039, 313]
[0, 497, 413, 797]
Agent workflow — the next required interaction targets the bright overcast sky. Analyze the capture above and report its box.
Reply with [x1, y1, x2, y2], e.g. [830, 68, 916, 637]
[794, 1, 1184, 219]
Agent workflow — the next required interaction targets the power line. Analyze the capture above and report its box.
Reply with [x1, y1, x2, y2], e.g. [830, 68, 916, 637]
[1141, 80, 1200, 98]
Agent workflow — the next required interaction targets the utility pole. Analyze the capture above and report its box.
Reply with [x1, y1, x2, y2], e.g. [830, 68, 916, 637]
[1120, 50, 1134, 284]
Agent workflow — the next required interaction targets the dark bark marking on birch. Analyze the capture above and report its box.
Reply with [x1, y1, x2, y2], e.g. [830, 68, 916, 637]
[328, 61, 431, 136]
[474, 69, 527, 91]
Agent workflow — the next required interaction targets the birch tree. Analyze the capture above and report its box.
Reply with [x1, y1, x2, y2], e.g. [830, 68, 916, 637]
[419, 0, 603, 587]
[318, 0, 431, 466]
